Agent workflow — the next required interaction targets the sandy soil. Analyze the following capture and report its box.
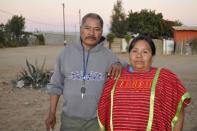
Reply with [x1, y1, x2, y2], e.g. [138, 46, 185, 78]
[0, 45, 197, 131]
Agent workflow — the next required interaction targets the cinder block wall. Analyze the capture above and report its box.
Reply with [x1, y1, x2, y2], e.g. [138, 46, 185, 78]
[111, 38, 163, 55]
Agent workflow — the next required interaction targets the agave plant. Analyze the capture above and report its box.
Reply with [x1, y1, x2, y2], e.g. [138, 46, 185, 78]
[16, 58, 52, 89]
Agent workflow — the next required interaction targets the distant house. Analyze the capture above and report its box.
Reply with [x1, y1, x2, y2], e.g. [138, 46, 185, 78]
[173, 26, 197, 54]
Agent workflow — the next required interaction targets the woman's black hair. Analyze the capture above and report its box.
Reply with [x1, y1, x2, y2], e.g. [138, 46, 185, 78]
[128, 35, 156, 56]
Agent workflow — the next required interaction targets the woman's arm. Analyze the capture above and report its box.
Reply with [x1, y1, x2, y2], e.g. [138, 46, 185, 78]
[174, 107, 184, 131]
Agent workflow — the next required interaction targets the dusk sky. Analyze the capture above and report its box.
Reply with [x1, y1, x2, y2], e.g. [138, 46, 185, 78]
[1, 0, 197, 33]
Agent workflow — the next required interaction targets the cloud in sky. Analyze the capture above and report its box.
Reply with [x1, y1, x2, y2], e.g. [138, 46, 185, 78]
[0, 0, 197, 33]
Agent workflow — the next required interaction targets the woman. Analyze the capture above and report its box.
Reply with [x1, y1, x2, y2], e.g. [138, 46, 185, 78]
[97, 35, 191, 131]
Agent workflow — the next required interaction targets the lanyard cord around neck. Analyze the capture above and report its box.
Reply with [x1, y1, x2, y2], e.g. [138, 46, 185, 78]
[82, 45, 90, 80]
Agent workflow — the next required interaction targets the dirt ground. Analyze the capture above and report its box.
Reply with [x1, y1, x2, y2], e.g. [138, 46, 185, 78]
[0, 45, 197, 131]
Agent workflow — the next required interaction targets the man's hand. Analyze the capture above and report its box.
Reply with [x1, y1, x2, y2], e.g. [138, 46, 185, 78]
[45, 112, 56, 131]
[107, 62, 122, 78]
[46, 95, 60, 131]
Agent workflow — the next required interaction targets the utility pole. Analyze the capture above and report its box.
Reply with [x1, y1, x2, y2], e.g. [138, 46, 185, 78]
[62, 3, 66, 44]
[79, 9, 81, 26]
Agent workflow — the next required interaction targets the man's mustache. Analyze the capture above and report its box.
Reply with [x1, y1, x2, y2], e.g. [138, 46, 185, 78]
[85, 36, 96, 40]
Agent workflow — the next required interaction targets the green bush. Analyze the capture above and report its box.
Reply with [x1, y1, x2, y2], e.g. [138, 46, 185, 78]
[106, 32, 116, 49]
[9, 41, 18, 47]
[0, 42, 4, 48]
[35, 34, 45, 45]
[19, 35, 29, 46]
[124, 33, 132, 44]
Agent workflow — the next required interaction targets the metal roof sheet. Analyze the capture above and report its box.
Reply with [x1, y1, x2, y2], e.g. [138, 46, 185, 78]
[173, 26, 197, 31]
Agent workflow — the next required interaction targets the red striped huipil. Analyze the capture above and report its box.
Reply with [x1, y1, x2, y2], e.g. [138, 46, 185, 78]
[97, 67, 190, 131]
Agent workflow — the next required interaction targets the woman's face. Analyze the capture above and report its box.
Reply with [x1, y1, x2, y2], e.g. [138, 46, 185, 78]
[129, 40, 153, 72]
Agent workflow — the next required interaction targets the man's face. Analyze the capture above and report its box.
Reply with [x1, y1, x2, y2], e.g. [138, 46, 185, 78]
[80, 17, 102, 50]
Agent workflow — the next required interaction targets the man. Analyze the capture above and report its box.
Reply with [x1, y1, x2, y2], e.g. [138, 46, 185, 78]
[45, 13, 122, 131]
